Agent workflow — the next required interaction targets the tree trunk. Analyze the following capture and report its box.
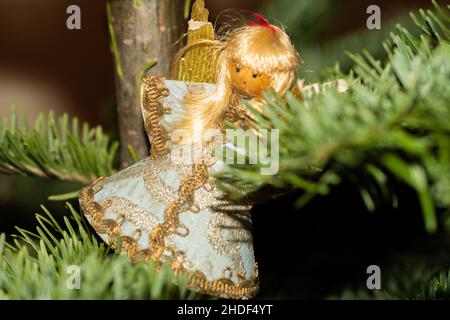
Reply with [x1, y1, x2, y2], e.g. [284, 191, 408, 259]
[108, 0, 184, 167]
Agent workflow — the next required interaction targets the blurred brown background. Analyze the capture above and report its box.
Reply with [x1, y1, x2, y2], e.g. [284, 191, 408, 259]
[0, 0, 434, 129]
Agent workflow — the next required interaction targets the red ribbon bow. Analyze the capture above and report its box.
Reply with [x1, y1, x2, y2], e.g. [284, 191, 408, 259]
[247, 13, 276, 34]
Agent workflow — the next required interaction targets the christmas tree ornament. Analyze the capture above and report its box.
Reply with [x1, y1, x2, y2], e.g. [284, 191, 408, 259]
[79, 0, 299, 299]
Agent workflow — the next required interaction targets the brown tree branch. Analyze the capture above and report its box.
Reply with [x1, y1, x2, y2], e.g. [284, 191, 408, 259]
[108, 0, 184, 167]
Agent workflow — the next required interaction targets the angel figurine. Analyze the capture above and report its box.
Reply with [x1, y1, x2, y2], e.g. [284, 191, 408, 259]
[79, 1, 299, 299]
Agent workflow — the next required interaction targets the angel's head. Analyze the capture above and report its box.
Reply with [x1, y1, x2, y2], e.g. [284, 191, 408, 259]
[222, 14, 299, 97]
[172, 13, 300, 141]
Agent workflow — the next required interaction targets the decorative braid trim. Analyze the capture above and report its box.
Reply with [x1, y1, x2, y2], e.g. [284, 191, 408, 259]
[141, 76, 172, 158]
[79, 172, 259, 299]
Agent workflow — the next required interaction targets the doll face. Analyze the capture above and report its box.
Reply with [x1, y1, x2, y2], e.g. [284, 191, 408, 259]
[230, 61, 272, 97]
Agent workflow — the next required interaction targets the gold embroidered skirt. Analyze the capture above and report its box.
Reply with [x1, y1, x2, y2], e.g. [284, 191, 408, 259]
[79, 79, 258, 299]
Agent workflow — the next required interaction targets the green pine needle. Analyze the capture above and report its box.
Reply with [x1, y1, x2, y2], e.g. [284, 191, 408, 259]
[218, 2, 450, 233]
[0, 111, 119, 185]
[0, 203, 201, 300]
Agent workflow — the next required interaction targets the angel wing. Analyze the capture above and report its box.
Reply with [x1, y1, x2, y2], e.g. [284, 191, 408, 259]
[174, 0, 220, 84]
[141, 1, 221, 157]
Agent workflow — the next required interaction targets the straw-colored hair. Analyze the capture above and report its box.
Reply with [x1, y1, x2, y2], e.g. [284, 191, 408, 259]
[171, 22, 300, 143]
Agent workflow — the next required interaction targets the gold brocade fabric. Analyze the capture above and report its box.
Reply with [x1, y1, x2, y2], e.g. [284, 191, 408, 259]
[175, 0, 219, 84]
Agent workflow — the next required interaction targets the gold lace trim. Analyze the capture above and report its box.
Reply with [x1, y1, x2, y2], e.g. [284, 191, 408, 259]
[141, 76, 171, 158]
[79, 170, 258, 299]
[223, 91, 255, 131]
[147, 162, 210, 260]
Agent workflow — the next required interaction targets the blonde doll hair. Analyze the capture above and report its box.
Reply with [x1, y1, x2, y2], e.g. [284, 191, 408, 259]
[171, 19, 300, 143]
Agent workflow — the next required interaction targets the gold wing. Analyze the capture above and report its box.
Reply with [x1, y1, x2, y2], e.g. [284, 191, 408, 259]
[174, 0, 220, 84]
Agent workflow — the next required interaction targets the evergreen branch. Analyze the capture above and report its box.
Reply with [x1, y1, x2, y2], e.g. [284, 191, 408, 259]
[0, 204, 200, 299]
[299, 14, 416, 81]
[184, 0, 192, 19]
[263, 0, 418, 81]
[0, 111, 119, 185]
[262, 0, 339, 45]
[218, 2, 450, 232]
[421, 267, 450, 299]
[107, 2, 123, 80]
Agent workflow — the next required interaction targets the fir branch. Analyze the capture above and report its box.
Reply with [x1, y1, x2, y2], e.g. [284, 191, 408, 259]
[218, 2, 450, 232]
[0, 111, 119, 185]
[421, 268, 450, 299]
[0, 204, 200, 299]
[299, 14, 417, 81]
[262, 0, 339, 45]
[262, 0, 417, 81]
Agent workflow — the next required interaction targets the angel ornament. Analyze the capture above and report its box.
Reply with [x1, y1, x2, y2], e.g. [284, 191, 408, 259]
[79, 1, 299, 299]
